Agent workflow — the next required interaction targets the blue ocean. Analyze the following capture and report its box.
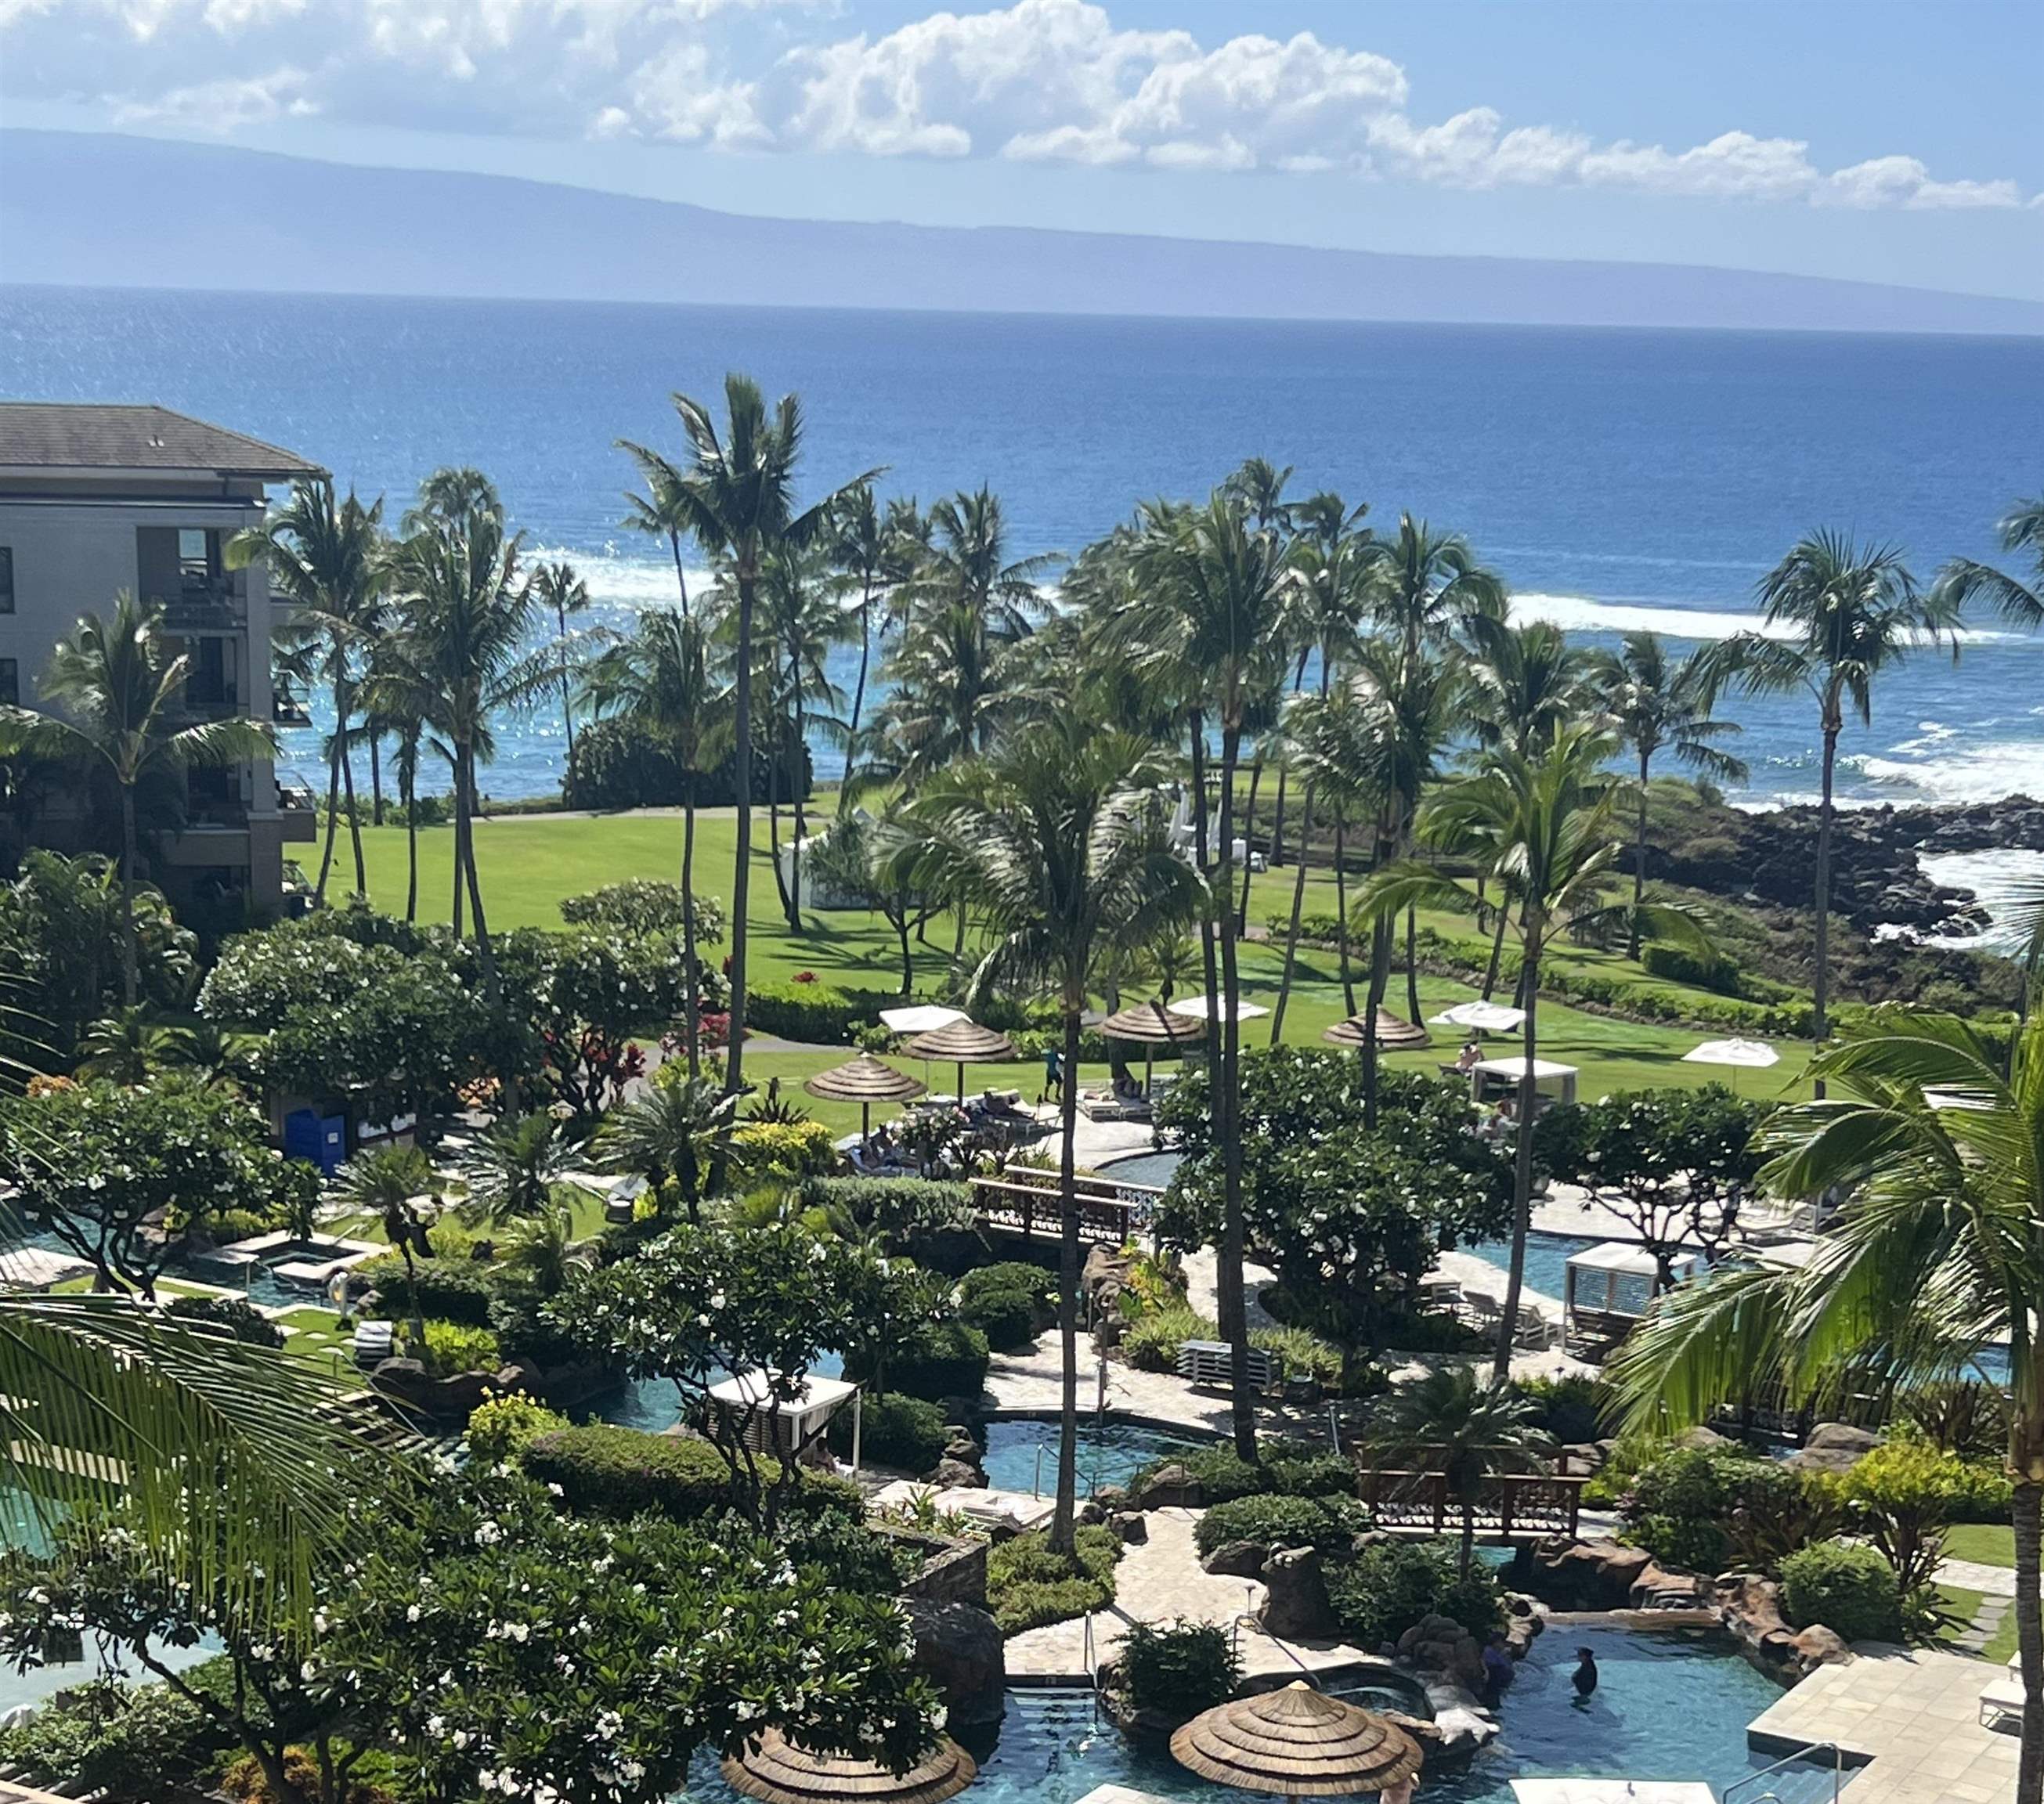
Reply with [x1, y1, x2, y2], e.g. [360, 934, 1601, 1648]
[3, 285, 2040, 821]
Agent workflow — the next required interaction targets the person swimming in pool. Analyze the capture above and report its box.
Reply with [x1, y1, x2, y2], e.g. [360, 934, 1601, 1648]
[1571, 1646, 1599, 1699]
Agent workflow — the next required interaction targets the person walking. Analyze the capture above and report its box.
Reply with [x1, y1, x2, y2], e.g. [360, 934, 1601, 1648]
[1042, 1044, 1063, 1102]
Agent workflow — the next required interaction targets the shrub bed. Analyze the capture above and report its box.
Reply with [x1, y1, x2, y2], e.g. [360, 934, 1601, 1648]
[465, 1394, 570, 1462]
[1779, 1542, 1903, 1643]
[958, 1262, 1053, 1351]
[1327, 1539, 1504, 1649]
[988, 1524, 1121, 1634]
[848, 1319, 991, 1402]
[522, 1423, 860, 1522]
[826, 1391, 949, 1476]
[1132, 1438, 1354, 1506]
[1192, 1493, 1373, 1558]
[1620, 1445, 1813, 1573]
[1113, 1619, 1240, 1723]
[359, 1253, 497, 1326]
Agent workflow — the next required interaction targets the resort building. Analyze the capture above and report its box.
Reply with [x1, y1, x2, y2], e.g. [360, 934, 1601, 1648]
[0, 402, 320, 919]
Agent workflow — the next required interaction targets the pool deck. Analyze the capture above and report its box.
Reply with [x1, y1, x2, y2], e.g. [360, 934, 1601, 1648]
[1746, 1643, 2019, 1803]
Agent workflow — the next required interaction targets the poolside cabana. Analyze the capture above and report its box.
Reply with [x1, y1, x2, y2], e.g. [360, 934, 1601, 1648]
[721, 1728, 977, 1804]
[1323, 1007, 1431, 1052]
[903, 1018, 1018, 1105]
[1563, 1240, 1699, 1358]
[1471, 1055, 1577, 1109]
[704, 1369, 858, 1465]
[1102, 998, 1205, 1100]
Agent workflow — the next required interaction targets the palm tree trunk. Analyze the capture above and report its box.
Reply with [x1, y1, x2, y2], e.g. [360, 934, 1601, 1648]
[1049, 1004, 1085, 1556]
[369, 730, 384, 829]
[1334, 806, 1356, 1016]
[767, 709, 793, 929]
[681, 794, 702, 1081]
[1814, 719, 1838, 1102]
[1405, 907, 1421, 1026]
[1628, 747, 1651, 961]
[316, 706, 343, 902]
[668, 529, 691, 622]
[2014, 1469, 2043, 1804]
[338, 709, 366, 900]
[1481, 904, 1510, 1000]
[403, 756, 417, 925]
[1269, 781, 1316, 1045]
[1460, 1499, 1475, 1581]
[720, 566, 757, 1145]
[1234, 751, 1262, 935]
[1271, 648, 1309, 864]
[118, 784, 139, 1008]
[556, 600, 576, 762]
[1493, 917, 1542, 1382]
[790, 681, 807, 924]
[1190, 709, 1222, 1030]
[841, 590, 872, 818]
[1216, 724, 1256, 1463]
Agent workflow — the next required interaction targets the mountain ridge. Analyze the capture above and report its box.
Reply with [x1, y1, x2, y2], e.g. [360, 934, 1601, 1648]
[4, 128, 2040, 336]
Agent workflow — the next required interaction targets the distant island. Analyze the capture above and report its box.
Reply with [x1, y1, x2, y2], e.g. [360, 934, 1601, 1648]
[5, 128, 2041, 337]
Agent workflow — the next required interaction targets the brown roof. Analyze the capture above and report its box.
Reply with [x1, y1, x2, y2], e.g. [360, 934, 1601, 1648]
[0, 403, 323, 478]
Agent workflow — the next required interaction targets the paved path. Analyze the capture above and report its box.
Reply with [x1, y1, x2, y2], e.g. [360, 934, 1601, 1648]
[1937, 1554, 2025, 1600]
[1746, 1643, 2018, 1804]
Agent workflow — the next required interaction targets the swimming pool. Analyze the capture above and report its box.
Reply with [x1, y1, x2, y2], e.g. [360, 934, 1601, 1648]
[1096, 1150, 1184, 1192]
[674, 1626, 1840, 1802]
[980, 1417, 1205, 1497]
[1462, 1230, 1616, 1308]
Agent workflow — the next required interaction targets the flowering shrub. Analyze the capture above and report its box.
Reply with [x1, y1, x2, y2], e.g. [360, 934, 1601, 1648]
[732, 1118, 839, 1182]
[559, 882, 724, 944]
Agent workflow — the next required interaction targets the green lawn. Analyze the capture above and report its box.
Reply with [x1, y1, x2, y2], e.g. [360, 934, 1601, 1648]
[1946, 1523, 2017, 1568]
[273, 1305, 364, 1388]
[321, 809, 1816, 1109]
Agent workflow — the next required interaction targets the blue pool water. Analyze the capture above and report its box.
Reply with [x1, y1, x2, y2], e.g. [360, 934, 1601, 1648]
[1096, 1151, 1184, 1192]
[598, 1352, 848, 1433]
[1464, 1231, 1613, 1309]
[980, 1419, 1204, 1498]
[675, 1627, 1840, 1802]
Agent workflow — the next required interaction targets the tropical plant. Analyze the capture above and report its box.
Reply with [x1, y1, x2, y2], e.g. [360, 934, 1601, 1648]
[74, 1004, 192, 1085]
[602, 1072, 745, 1224]
[1360, 723, 1710, 1375]
[1609, 1008, 2044, 1802]
[1933, 492, 2044, 633]
[617, 378, 872, 1124]
[529, 557, 591, 760]
[0, 594, 274, 1005]
[226, 476, 385, 902]
[908, 710, 1199, 1550]
[1358, 1366, 1552, 1575]
[329, 1144, 437, 1347]
[457, 1111, 575, 1225]
[1712, 533, 1956, 1083]
[1588, 630, 1749, 956]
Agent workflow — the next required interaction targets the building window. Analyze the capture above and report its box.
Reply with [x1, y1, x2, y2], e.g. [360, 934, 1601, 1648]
[0, 660, 17, 706]
[0, 547, 13, 614]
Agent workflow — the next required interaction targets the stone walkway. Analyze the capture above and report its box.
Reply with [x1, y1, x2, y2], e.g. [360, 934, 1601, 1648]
[1937, 1553, 2027, 1600]
[1746, 1643, 2019, 1803]
[1002, 1506, 1385, 1683]
[1952, 1590, 2011, 1658]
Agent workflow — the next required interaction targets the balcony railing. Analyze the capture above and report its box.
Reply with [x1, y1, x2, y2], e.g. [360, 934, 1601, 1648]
[273, 689, 312, 727]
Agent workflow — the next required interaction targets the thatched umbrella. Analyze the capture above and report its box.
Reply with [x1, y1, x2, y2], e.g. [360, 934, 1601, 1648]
[1323, 1008, 1432, 1053]
[1170, 1681, 1425, 1798]
[720, 1730, 977, 1804]
[904, 1018, 1018, 1104]
[803, 1054, 926, 1143]
[1103, 998, 1206, 1097]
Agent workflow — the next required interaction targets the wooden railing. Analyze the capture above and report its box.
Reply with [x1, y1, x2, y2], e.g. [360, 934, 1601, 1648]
[1358, 1470, 1585, 1540]
[968, 1163, 1168, 1245]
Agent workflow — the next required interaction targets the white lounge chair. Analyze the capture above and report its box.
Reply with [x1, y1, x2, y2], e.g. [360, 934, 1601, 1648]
[1981, 1676, 2026, 1730]
[352, 1319, 395, 1368]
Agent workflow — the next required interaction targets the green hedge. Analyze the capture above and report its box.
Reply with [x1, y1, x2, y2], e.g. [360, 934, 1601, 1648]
[521, 1423, 860, 1522]
[958, 1262, 1053, 1351]
[1641, 943, 1742, 996]
[1192, 1493, 1373, 1557]
[1779, 1542, 1902, 1643]
[1131, 1438, 1353, 1506]
[1621, 1446, 1813, 1572]
[826, 1391, 949, 1476]
[359, 1253, 498, 1326]
[1114, 1619, 1241, 1723]
[846, 1319, 991, 1402]
[1327, 1539, 1504, 1649]
[746, 980, 900, 1045]
[988, 1524, 1121, 1633]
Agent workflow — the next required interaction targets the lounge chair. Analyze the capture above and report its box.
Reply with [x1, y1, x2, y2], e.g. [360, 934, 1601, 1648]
[1981, 1676, 2025, 1730]
[352, 1320, 395, 1368]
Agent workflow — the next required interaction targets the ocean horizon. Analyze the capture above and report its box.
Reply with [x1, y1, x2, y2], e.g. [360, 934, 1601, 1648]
[4, 283, 2041, 815]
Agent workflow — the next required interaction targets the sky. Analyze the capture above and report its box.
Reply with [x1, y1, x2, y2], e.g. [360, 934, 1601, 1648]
[3, 0, 2040, 299]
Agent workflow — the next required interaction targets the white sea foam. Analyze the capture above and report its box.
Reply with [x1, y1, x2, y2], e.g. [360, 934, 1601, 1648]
[1510, 593, 2028, 647]
[1918, 849, 2044, 953]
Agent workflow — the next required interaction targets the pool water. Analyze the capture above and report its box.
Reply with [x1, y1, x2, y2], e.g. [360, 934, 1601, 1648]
[598, 1352, 848, 1433]
[1463, 1230, 1615, 1308]
[980, 1419, 1204, 1497]
[676, 1628, 1839, 1802]
[1097, 1150, 1184, 1192]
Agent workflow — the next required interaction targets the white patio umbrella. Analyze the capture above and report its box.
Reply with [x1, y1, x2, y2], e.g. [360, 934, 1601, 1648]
[1165, 994, 1273, 1023]
[879, 1004, 968, 1036]
[1430, 999, 1526, 1034]
[1682, 1037, 1780, 1094]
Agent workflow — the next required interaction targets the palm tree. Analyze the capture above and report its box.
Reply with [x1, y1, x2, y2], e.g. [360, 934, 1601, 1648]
[1222, 456, 1296, 532]
[1269, 490, 1367, 865]
[402, 465, 500, 538]
[226, 477, 384, 903]
[598, 1075, 742, 1225]
[825, 481, 903, 813]
[385, 472, 558, 972]
[910, 713, 1198, 1552]
[1362, 723, 1707, 1376]
[1715, 532, 1957, 1088]
[1361, 1367, 1552, 1576]
[1933, 493, 2044, 630]
[1609, 1009, 2044, 1804]
[1589, 630, 1749, 958]
[581, 608, 728, 1074]
[356, 642, 435, 925]
[457, 1112, 573, 1225]
[0, 594, 274, 1005]
[618, 377, 872, 1120]
[1125, 491, 1294, 1461]
[329, 1145, 435, 1349]
[76, 1005, 192, 1084]
[867, 597, 1029, 793]
[620, 450, 697, 619]
[906, 486, 1053, 640]
[528, 559, 591, 762]
[1357, 514, 1505, 670]
[1464, 616, 1591, 757]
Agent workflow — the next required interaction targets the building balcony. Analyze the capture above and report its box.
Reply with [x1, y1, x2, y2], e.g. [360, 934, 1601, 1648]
[277, 781, 317, 843]
[273, 688, 312, 727]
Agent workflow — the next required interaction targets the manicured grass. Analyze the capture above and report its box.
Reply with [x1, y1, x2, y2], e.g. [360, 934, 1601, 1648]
[275, 1305, 366, 1389]
[320, 808, 1817, 1107]
[1946, 1523, 2017, 1569]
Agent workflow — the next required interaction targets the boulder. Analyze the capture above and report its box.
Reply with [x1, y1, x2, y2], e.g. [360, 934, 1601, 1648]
[1257, 1546, 1337, 1640]
[932, 1456, 984, 1489]
[1713, 1574, 1854, 1683]
[1201, 1539, 1269, 1579]
[1109, 1510, 1149, 1546]
[1395, 1613, 1485, 1694]
[1674, 1426, 1737, 1452]
[1784, 1423, 1883, 1477]
[1522, 1538, 1653, 1611]
[1789, 1625, 1853, 1668]
[1076, 1499, 1107, 1528]
[905, 1599, 1006, 1729]
[1133, 1461, 1202, 1510]
[1630, 1561, 1706, 1610]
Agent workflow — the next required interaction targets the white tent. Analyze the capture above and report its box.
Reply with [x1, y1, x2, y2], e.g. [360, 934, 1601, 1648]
[705, 1369, 858, 1461]
[1682, 1036, 1779, 1069]
[1165, 994, 1273, 1023]
[879, 1004, 968, 1036]
[1563, 1239, 1698, 1329]
[1471, 1055, 1578, 1106]
[1511, 1784, 1716, 1803]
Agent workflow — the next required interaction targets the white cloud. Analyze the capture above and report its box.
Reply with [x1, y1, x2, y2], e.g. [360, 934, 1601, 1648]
[2, 0, 2030, 214]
